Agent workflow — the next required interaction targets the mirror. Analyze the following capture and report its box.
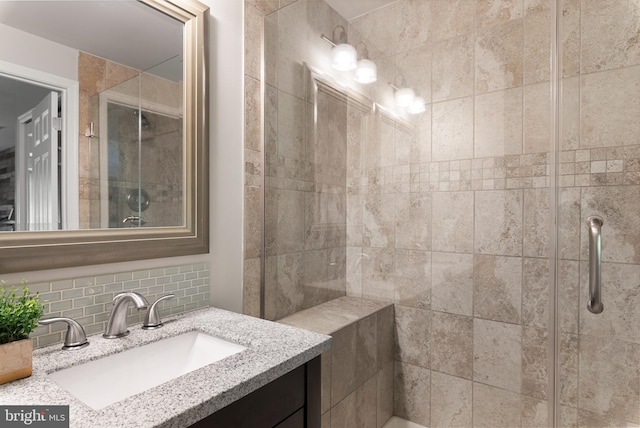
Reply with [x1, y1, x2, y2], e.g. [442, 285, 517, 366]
[0, 0, 209, 272]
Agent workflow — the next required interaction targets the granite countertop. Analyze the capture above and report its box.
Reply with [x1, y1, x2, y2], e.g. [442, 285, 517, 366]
[0, 307, 331, 428]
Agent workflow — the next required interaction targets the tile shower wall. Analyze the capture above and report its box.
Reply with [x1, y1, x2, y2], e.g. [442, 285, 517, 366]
[249, 0, 640, 426]
[242, 0, 268, 317]
[344, 1, 554, 427]
[558, 1, 640, 426]
[25, 262, 210, 348]
[249, 0, 553, 426]
[261, 0, 351, 320]
[277, 297, 395, 428]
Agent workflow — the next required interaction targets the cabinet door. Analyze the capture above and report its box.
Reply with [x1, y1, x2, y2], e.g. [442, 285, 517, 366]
[274, 409, 304, 428]
[190, 365, 305, 428]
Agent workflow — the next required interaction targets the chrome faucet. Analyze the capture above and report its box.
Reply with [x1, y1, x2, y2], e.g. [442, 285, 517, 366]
[103, 292, 148, 338]
[142, 294, 175, 330]
[38, 316, 89, 350]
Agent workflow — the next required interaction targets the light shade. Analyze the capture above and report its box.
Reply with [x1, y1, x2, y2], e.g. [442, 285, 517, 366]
[395, 87, 416, 107]
[331, 43, 358, 71]
[407, 97, 426, 114]
[354, 59, 377, 84]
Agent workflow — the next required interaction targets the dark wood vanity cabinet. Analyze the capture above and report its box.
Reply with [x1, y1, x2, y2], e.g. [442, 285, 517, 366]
[190, 356, 320, 428]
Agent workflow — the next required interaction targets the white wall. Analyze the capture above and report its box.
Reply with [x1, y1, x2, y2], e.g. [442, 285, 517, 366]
[0, 24, 78, 81]
[0, 24, 78, 151]
[0, 1, 246, 314]
[205, 0, 245, 313]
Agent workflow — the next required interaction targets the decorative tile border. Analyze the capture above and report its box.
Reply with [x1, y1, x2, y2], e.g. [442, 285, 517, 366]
[561, 145, 640, 187]
[344, 144, 640, 194]
[341, 151, 550, 194]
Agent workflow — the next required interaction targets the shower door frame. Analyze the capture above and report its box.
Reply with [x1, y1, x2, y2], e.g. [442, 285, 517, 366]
[550, 1, 561, 427]
[550, 1, 640, 426]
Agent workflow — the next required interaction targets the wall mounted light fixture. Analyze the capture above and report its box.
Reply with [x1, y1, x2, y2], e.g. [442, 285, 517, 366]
[321, 26, 357, 72]
[392, 75, 415, 107]
[354, 42, 377, 84]
[395, 87, 416, 107]
[392, 75, 425, 114]
[355, 59, 377, 83]
[407, 97, 426, 114]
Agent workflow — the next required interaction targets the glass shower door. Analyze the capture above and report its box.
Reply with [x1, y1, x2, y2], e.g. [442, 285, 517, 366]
[556, 1, 640, 426]
[95, 67, 184, 230]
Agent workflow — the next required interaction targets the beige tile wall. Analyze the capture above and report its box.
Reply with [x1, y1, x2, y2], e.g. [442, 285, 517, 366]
[243, 0, 266, 317]
[260, 0, 352, 320]
[560, 1, 640, 426]
[246, 0, 640, 426]
[278, 297, 394, 428]
[245, 0, 553, 425]
[343, 1, 553, 426]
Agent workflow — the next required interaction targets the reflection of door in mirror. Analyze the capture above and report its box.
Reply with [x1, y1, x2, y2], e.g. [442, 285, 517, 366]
[23, 91, 60, 231]
[0, 74, 64, 232]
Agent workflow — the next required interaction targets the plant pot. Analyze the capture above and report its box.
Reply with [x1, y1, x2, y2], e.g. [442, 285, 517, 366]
[0, 339, 32, 384]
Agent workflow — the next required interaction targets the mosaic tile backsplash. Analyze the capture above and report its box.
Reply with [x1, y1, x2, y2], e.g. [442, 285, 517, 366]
[17, 262, 210, 348]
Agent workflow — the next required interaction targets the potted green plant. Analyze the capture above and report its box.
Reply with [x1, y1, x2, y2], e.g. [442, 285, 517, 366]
[0, 281, 44, 384]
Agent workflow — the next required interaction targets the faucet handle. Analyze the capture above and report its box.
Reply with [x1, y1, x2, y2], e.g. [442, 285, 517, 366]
[142, 294, 175, 330]
[38, 317, 89, 350]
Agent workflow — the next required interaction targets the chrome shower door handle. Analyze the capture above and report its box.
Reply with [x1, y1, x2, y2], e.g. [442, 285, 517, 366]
[586, 215, 604, 314]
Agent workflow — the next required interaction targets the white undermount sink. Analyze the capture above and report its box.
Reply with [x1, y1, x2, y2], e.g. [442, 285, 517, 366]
[47, 331, 247, 410]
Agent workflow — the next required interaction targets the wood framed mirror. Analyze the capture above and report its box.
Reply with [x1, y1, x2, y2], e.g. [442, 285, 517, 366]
[0, 0, 209, 273]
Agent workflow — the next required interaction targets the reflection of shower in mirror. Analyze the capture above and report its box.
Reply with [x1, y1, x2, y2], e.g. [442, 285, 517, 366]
[103, 101, 182, 229]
